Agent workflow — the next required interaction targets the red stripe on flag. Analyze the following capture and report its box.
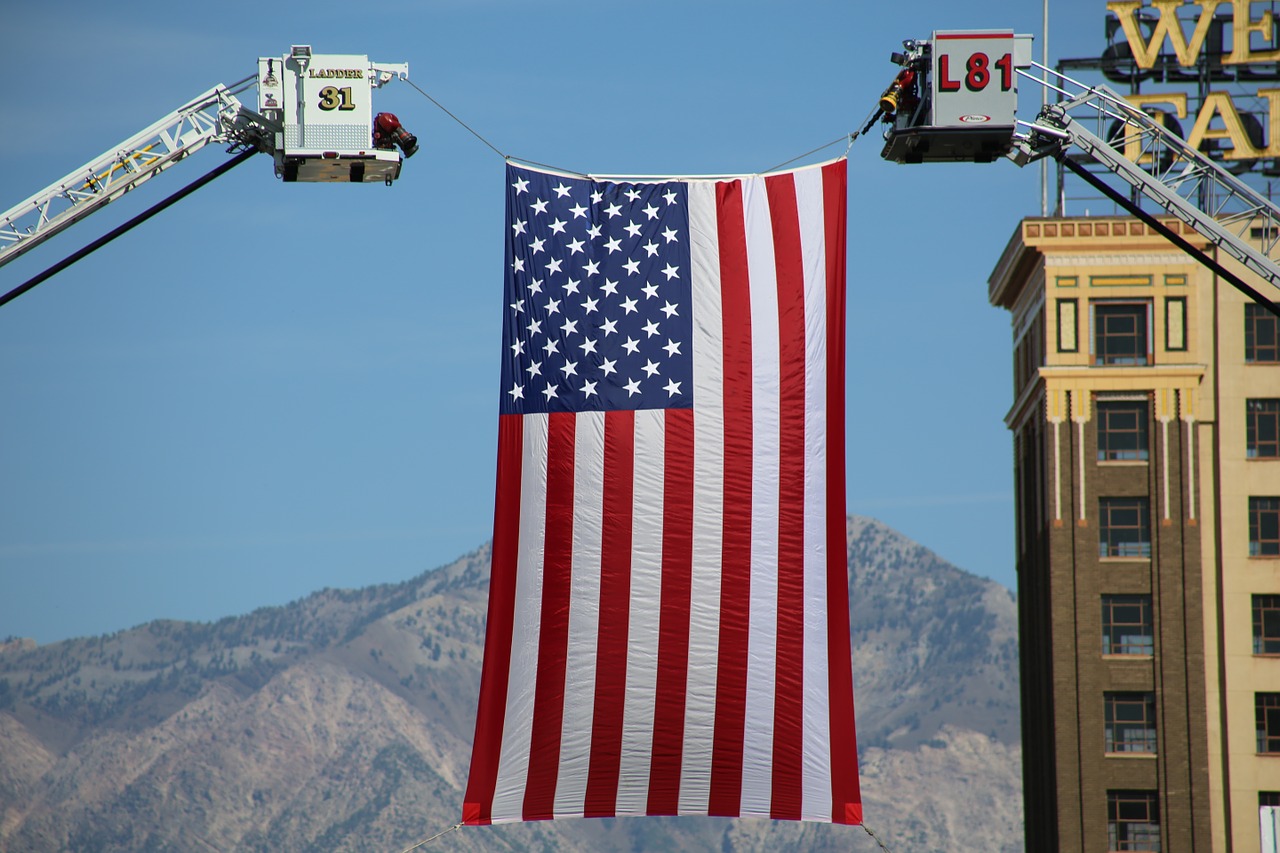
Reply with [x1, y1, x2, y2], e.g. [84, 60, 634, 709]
[709, 179, 752, 818]
[522, 412, 577, 821]
[463, 414, 525, 825]
[764, 173, 807, 821]
[584, 410, 636, 817]
[820, 160, 861, 824]
[646, 407, 695, 815]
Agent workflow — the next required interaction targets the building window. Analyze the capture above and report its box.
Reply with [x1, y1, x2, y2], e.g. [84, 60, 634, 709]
[1257, 596, 1280, 655]
[1251, 497, 1280, 557]
[1103, 594, 1154, 656]
[1058, 299, 1079, 352]
[1098, 399, 1150, 461]
[1165, 297, 1186, 352]
[1108, 790, 1161, 851]
[1259, 693, 1280, 753]
[1248, 400, 1280, 459]
[1105, 692, 1158, 754]
[1265, 792, 1280, 852]
[1246, 304, 1279, 363]
[1100, 497, 1152, 558]
[1094, 302, 1150, 366]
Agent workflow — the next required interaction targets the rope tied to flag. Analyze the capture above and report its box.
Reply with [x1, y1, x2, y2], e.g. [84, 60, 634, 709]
[403, 76, 866, 176]
[397, 821, 462, 852]
[394, 818, 899, 851]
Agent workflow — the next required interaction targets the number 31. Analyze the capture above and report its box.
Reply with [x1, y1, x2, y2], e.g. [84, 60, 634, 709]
[318, 86, 356, 111]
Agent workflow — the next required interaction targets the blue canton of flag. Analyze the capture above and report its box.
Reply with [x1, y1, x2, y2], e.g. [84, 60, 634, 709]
[500, 164, 694, 414]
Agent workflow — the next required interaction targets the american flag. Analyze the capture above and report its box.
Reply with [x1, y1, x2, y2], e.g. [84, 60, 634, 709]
[464, 161, 860, 826]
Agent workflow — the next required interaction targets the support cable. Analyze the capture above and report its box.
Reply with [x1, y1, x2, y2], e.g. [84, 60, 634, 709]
[397, 822, 462, 852]
[0, 147, 258, 309]
[506, 155, 590, 179]
[402, 77, 860, 179]
[763, 133, 855, 174]
[862, 822, 895, 852]
[392, 819, 893, 852]
[403, 78, 508, 161]
[1059, 155, 1280, 319]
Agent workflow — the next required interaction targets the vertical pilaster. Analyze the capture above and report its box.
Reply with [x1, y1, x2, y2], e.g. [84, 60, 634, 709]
[1073, 390, 1092, 526]
[1049, 387, 1068, 528]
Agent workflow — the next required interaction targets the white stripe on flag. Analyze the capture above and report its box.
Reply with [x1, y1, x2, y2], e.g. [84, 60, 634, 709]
[490, 413, 550, 821]
[554, 412, 606, 818]
[794, 165, 834, 821]
[741, 174, 781, 818]
[616, 408, 666, 814]
[680, 178, 725, 814]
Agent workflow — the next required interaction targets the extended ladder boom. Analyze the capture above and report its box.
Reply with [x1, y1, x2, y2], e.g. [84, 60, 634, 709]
[1014, 64, 1280, 295]
[878, 32, 1280, 305]
[0, 76, 273, 270]
[0, 47, 417, 278]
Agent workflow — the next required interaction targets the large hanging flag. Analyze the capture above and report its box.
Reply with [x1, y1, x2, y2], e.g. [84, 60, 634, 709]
[464, 160, 859, 826]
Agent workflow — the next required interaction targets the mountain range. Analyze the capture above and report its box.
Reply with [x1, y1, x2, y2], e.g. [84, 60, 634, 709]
[0, 516, 1023, 852]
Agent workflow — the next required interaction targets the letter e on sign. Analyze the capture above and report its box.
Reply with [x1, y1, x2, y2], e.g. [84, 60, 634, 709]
[931, 30, 1018, 128]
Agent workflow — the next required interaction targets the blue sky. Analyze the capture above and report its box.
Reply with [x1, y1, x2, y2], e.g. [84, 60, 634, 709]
[0, 1, 1104, 644]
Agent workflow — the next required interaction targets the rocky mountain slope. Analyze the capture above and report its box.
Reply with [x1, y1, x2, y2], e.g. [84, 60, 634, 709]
[0, 516, 1023, 852]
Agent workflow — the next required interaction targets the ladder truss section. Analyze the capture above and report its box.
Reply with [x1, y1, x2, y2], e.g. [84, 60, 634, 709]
[1019, 64, 1280, 296]
[0, 79, 262, 270]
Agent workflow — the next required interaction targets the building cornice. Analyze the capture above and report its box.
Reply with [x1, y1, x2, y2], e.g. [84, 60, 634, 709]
[1037, 364, 1207, 384]
[989, 224, 1040, 310]
[1003, 364, 1207, 428]
[988, 216, 1210, 310]
[1044, 253, 1195, 267]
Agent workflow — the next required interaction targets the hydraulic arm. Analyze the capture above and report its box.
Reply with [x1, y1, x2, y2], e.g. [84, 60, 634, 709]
[0, 47, 415, 275]
[1013, 63, 1280, 296]
[879, 31, 1280, 307]
[0, 78, 271, 270]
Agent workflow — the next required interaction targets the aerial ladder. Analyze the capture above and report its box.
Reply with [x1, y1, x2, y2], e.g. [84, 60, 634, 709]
[0, 46, 418, 283]
[877, 30, 1280, 314]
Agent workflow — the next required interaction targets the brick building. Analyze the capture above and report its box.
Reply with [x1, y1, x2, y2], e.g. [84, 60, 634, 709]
[988, 216, 1280, 851]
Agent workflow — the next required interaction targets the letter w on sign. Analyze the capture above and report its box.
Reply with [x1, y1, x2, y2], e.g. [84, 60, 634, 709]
[463, 160, 861, 826]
